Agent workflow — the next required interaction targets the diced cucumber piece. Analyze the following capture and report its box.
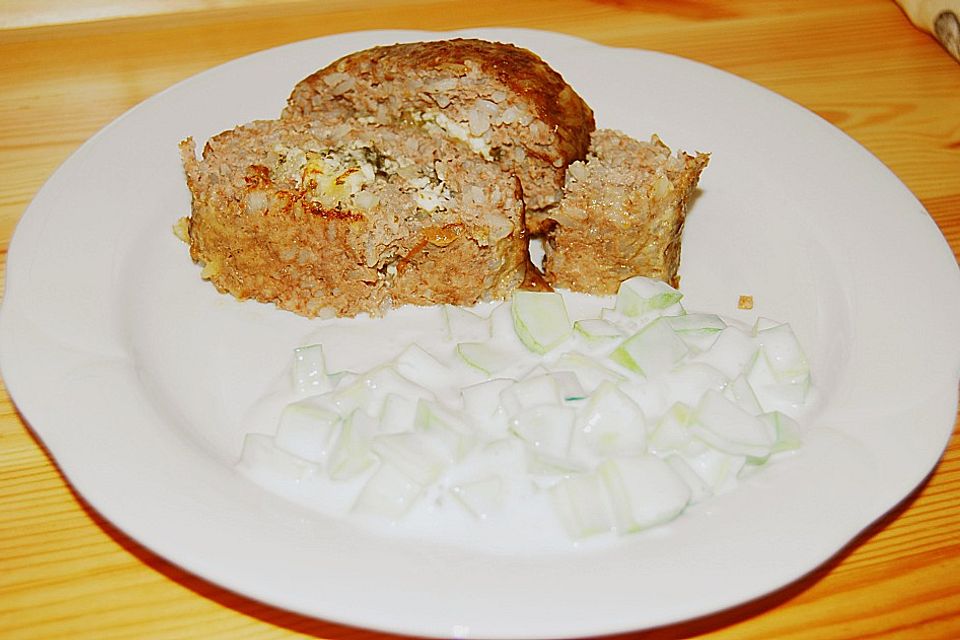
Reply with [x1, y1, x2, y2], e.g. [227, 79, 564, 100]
[511, 291, 572, 354]
[460, 378, 513, 437]
[468, 438, 529, 480]
[327, 370, 357, 390]
[552, 371, 587, 402]
[324, 376, 370, 416]
[689, 390, 775, 459]
[456, 341, 515, 375]
[353, 462, 424, 519]
[291, 344, 331, 395]
[451, 476, 505, 519]
[702, 327, 758, 379]
[752, 317, 782, 333]
[648, 402, 693, 454]
[661, 362, 728, 407]
[680, 446, 746, 493]
[238, 433, 320, 483]
[275, 400, 341, 464]
[599, 455, 691, 533]
[499, 374, 563, 417]
[614, 276, 683, 317]
[550, 472, 614, 539]
[461, 378, 515, 415]
[668, 313, 727, 352]
[756, 323, 810, 384]
[746, 347, 811, 412]
[746, 323, 811, 412]
[509, 405, 576, 463]
[328, 410, 379, 480]
[330, 365, 434, 417]
[442, 305, 491, 343]
[371, 432, 449, 486]
[668, 313, 727, 333]
[610, 317, 689, 376]
[550, 352, 627, 394]
[573, 381, 646, 458]
[723, 374, 764, 416]
[599, 306, 630, 327]
[760, 411, 803, 453]
[525, 450, 584, 477]
[378, 393, 418, 434]
[363, 365, 434, 402]
[665, 455, 712, 503]
[574, 318, 624, 343]
[414, 399, 474, 460]
[394, 344, 451, 390]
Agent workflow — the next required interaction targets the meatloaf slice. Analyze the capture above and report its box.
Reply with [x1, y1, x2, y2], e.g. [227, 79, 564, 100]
[541, 129, 709, 294]
[180, 119, 528, 318]
[283, 38, 595, 221]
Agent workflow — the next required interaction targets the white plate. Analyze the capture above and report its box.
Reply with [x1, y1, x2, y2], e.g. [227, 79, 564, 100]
[2, 28, 959, 639]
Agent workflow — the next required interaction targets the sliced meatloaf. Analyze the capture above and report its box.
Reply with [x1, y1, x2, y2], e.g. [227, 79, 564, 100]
[283, 38, 595, 222]
[180, 119, 528, 318]
[541, 129, 709, 294]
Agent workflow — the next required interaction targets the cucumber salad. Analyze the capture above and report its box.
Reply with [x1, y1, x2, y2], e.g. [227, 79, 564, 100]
[239, 277, 811, 545]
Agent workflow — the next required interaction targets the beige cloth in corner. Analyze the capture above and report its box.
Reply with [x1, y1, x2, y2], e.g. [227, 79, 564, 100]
[895, 0, 960, 60]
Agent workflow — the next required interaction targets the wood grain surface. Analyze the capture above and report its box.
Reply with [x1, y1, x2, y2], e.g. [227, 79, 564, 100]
[1, 1, 959, 638]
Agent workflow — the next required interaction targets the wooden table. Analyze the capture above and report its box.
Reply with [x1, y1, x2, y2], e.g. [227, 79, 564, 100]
[2, 1, 958, 638]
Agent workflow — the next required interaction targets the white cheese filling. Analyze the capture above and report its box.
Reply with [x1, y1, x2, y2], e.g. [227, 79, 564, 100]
[419, 111, 494, 160]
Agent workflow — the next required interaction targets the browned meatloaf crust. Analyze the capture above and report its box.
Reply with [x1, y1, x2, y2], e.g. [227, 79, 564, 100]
[283, 38, 595, 223]
[541, 129, 709, 294]
[180, 119, 528, 318]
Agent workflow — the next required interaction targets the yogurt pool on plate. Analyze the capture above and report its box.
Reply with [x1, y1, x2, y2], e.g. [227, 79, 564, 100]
[238, 276, 812, 552]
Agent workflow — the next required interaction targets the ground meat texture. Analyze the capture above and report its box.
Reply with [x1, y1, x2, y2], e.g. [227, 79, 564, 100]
[283, 39, 595, 218]
[541, 129, 709, 294]
[180, 119, 529, 318]
[180, 41, 712, 315]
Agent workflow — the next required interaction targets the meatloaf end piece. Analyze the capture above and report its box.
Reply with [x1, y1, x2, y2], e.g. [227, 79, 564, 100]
[180, 119, 528, 318]
[541, 129, 709, 294]
[283, 38, 595, 220]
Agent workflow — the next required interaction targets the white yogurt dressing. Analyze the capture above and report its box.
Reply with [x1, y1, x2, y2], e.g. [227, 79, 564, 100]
[238, 277, 813, 553]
